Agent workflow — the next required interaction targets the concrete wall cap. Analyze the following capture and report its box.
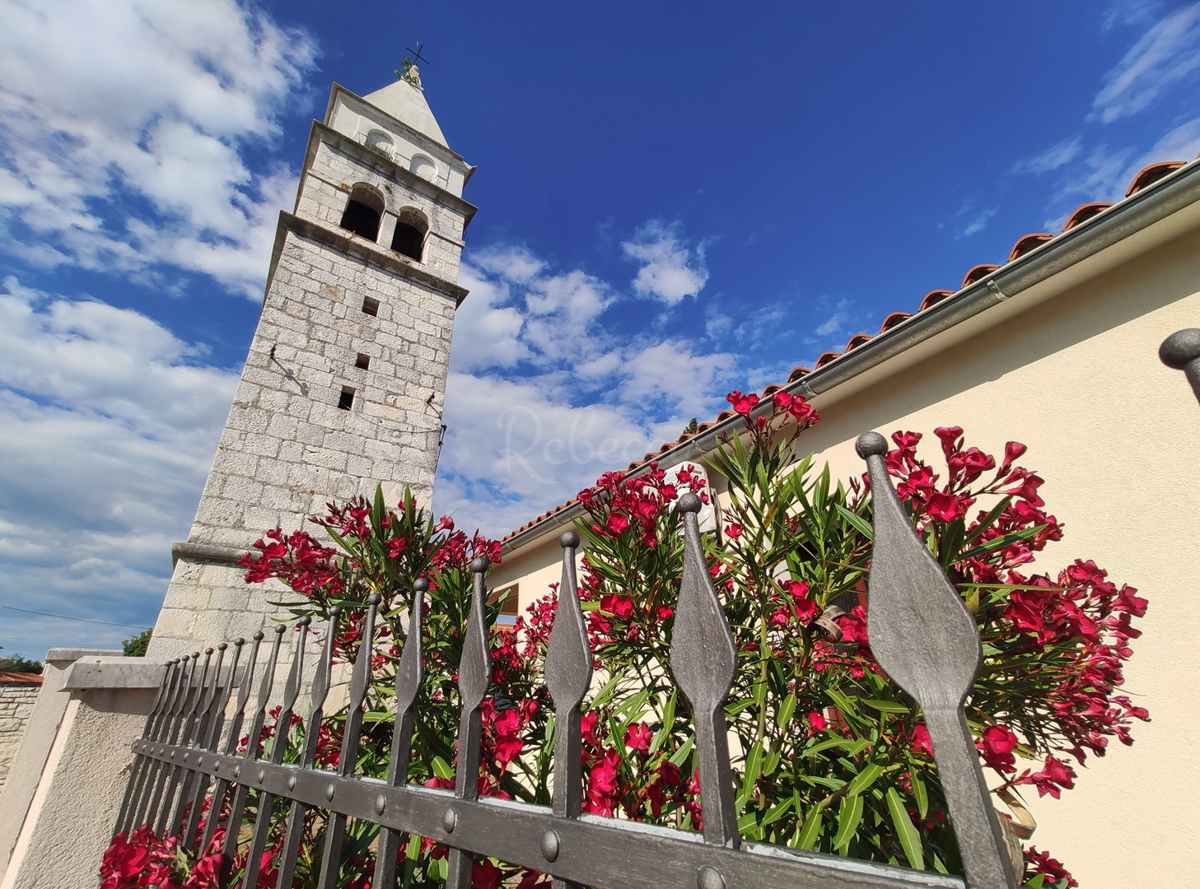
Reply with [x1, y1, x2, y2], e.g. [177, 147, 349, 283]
[57, 658, 169, 692]
[45, 648, 123, 663]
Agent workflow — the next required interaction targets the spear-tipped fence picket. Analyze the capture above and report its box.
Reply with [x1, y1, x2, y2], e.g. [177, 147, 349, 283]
[115, 437, 1037, 889]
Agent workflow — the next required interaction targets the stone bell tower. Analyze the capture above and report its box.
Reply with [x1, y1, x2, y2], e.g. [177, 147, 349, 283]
[149, 70, 476, 656]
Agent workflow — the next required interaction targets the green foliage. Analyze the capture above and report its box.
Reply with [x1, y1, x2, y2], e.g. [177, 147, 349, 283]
[122, 628, 152, 658]
[0, 652, 42, 674]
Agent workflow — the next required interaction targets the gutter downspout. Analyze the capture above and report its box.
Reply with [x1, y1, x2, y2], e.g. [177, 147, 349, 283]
[500, 159, 1200, 555]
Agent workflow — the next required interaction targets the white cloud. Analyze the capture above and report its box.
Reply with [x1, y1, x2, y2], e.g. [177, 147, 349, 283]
[620, 341, 738, 418]
[815, 308, 849, 337]
[0, 0, 316, 297]
[958, 207, 998, 239]
[1014, 138, 1084, 174]
[0, 277, 238, 656]
[622, 220, 709, 304]
[1093, 3, 1200, 123]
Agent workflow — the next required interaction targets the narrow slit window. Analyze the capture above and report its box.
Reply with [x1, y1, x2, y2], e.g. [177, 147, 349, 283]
[361, 296, 379, 316]
[338, 387, 355, 411]
[355, 353, 371, 370]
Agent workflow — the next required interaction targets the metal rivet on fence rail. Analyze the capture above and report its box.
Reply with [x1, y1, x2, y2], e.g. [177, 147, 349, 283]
[288, 775, 296, 790]
[540, 830, 560, 862]
[697, 866, 725, 889]
[443, 806, 457, 833]
[325, 783, 335, 801]
[374, 794, 386, 815]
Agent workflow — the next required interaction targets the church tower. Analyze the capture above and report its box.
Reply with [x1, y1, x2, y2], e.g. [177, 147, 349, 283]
[149, 71, 475, 656]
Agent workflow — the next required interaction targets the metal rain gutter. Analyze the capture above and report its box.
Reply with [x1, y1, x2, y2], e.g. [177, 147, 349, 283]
[500, 159, 1200, 555]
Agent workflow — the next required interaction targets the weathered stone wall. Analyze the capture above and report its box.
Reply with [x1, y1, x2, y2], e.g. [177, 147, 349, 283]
[0, 684, 40, 790]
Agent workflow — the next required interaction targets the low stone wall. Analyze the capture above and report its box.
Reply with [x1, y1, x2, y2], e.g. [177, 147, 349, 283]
[0, 679, 42, 790]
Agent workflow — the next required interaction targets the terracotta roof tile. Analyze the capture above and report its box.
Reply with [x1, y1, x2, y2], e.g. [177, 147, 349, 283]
[1008, 233, 1053, 262]
[0, 672, 43, 684]
[961, 264, 999, 288]
[1126, 161, 1184, 196]
[919, 289, 954, 311]
[501, 156, 1194, 545]
[1062, 202, 1111, 231]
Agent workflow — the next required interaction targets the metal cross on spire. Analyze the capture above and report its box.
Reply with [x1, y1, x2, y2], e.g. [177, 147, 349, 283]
[407, 41, 431, 66]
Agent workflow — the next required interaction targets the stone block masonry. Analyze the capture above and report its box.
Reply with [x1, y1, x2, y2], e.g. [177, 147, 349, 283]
[0, 681, 40, 790]
[149, 79, 475, 657]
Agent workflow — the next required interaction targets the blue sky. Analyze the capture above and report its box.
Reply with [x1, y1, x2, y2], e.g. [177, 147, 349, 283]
[2, 0, 1199, 657]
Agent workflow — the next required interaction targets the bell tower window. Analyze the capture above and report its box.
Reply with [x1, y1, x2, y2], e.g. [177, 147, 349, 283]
[340, 185, 385, 241]
[392, 206, 429, 261]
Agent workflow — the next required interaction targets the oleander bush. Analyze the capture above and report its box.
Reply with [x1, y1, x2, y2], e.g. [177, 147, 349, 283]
[103, 390, 1149, 889]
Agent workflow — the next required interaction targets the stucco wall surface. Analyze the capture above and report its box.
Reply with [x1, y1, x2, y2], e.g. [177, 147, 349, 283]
[496, 223, 1200, 886]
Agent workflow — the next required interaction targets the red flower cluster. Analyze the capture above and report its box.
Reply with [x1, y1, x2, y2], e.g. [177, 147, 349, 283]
[238, 528, 342, 597]
[100, 827, 223, 889]
[578, 461, 708, 549]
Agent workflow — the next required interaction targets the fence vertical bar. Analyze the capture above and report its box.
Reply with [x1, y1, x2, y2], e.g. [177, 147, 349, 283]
[221, 625, 286, 886]
[177, 643, 228, 842]
[202, 633, 262, 855]
[184, 640, 242, 850]
[446, 557, 493, 889]
[857, 432, 1015, 889]
[134, 657, 187, 831]
[317, 596, 380, 889]
[146, 653, 199, 834]
[116, 658, 175, 834]
[165, 647, 216, 836]
[240, 619, 311, 889]
[372, 579, 427, 889]
[670, 493, 740, 849]
[543, 530, 592, 889]
[273, 608, 341, 889]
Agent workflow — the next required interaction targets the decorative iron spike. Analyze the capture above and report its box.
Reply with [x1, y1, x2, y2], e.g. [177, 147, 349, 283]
[182, 642, 231, 846]
[169, 648, 217, 835]
[857, 432, 1015, 889]
[670, 493, 740, 849]
[133, 658, 187, 831]
[373, 580, 428, 889]
[154, 653, 202, 835]
[117, 657, 175, 833]
[223, 626, 286, 886]
[202, 635, 259, 854]
[241, 621, 310, 889]
[447, 557, 493, 889]
[318, 598, 379, 889]
[276, 609, 341, 889]
[545, 530, 591, 889]
[1160, 328, 1200, 405]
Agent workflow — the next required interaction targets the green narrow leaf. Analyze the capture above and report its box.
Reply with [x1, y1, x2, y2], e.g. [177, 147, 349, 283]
[794, 807, 823, 850]
[776, 691, 797, 728]
[886, 787, 925, 870]
[909, 771, 928, 819]
[431, 756, 454, 781]
[861, 699, 912, 713]
[845, 762, 886, 797]
[834, 504, 874, 540]
[832, 793, 864, 852]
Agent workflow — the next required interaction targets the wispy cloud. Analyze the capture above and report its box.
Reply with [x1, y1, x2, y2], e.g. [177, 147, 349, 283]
[0, 277, 238, 656]
[622, 220, 710, 305]
[957, 207, 998, 239]
[1013, 138, 1084, 174]
[1093, 2, 1200, 123]
[0, 0, 317, 298]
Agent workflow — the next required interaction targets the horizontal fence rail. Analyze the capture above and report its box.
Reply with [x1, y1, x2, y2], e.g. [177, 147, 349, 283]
[115, 442, 1016, 889]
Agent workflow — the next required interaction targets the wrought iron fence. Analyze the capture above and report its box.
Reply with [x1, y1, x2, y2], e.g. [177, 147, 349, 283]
[115, 438, 1024, 889]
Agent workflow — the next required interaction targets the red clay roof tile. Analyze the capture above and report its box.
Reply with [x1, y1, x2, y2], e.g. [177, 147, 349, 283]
[1008, 233, 1053, 262]
[1062, 202, 1111, 231]
[1126, 162, 1184, 196]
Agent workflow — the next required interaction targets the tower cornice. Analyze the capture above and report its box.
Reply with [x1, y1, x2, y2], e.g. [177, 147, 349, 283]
[300, 121, 478, 230]
[264, 210, 470, 306]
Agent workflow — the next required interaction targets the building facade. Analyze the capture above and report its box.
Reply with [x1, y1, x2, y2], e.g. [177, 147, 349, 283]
[150, 73, 475, 656]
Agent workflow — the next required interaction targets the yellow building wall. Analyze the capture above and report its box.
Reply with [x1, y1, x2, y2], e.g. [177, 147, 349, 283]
[494, 221, 1200, 886]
